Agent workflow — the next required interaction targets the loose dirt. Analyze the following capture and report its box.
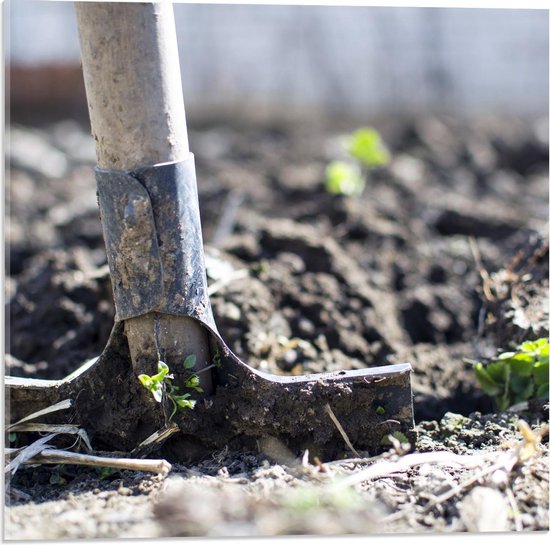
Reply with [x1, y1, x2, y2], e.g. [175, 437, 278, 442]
[4, 114, 549, 538]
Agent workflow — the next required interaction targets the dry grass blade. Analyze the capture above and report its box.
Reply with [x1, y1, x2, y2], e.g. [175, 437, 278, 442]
[381, 421, 548, 524]
[9, 423, 93, 452]
[324, 403, 360, 458]
[7, 399, 72, 431]
[339, 450, 495, 488]
[4, 433, 59, 476]
[5, 448, 26, 459]
[21, 449, 172, 476]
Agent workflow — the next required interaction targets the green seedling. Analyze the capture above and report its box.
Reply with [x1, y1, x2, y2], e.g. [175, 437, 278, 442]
[138, 358, 200, 422]
[325, 127, 391, 197]
[325, 161, 365, 197]
[99, 466, 120, 480]
[346, 127, 391, 168]
[474, 337, 549, 411]
[49, 465, 68, 486]
[381, 430, 409, 447]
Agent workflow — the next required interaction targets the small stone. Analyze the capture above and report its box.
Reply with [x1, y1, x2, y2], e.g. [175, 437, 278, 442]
[117, 486, 132, 496]
[283, 349, 298, 365]
[223, 302, 241, 322]
[458, 486, 510, 532]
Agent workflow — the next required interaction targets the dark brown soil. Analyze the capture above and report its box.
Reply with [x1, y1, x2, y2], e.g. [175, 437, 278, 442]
[4, 114, 549, 537]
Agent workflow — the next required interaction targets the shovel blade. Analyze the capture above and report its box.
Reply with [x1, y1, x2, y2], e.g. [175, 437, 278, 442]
[6, 322, 414, 461]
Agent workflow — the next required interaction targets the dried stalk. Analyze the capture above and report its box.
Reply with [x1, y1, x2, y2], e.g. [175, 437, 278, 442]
[324, 403, 360, 458]
[17, 448, 172, 475]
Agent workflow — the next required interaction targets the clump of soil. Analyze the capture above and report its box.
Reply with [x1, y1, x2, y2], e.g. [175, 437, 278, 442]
[4, 114, 549, 537]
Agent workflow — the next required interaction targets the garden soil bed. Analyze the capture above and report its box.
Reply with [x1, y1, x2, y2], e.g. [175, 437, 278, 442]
[4, 114, 549, 538]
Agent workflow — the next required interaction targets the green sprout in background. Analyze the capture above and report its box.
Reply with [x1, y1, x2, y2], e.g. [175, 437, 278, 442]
[138, 355, 202, 421]
[474, 337, 549, 412]
[325, 126, 391, 197]
[325, 161, 365, 197]
[346, 127, 391, 167]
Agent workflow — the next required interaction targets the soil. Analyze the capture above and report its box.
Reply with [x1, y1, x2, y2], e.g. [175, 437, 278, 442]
[4, 113, 549, 538]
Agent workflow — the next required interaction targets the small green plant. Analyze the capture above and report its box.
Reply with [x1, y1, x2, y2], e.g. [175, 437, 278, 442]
[474, 337, 549, 411]
[325, 161, 365, 197]
[138, 355, 202, 421]
[325, 126, 391, 197]
[346, 127, 391, 167]
[99, 466, 120, 480]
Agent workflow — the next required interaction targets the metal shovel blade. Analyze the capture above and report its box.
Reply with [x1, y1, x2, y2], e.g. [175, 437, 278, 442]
[6, 158, 414, 462]
[6, 321, 414, 461]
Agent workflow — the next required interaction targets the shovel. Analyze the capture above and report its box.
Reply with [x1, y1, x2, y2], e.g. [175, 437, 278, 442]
[6, 2, 414, 462]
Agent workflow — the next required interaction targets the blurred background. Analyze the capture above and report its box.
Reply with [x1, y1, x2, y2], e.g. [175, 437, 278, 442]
[7, 1, 549, 124]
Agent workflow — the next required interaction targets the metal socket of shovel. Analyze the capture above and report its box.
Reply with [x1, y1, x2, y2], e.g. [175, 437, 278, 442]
[5, 2, 414, 462]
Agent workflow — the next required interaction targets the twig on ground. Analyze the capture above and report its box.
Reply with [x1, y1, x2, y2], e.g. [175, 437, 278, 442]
[5, 433, 60, 475]
[468, 236, 494, 302]
[16, 448, 172, 476]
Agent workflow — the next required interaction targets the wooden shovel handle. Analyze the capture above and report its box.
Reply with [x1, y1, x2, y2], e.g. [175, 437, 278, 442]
[75, 2, 212, 393]
[75, 1, 189, 169]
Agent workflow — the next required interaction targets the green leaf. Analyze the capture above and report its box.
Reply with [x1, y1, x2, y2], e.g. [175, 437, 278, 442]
[184, 354, 197, 369]
[485, 360, 510, 384]
[498, 351, 518, 360]
[325, 161, 366, 197]
[495, 393, 511, 412]
[390, 431, 409, 444]
[184, 373, 203, 393]
[179, 399, 197, 410]
[509, 373, 534, 399]
[474, 363, 503, 396]
[535, 382, 549, 400]
[519, 341, 538, 352]
[506, 353, 536, 376]
[49, 472, 65, 485]
[150, 361, 171, 382]
[346, 128, 391, 168]
[99, 467, 119, 480]
[519, 339, 549, 353]
[172, 394, 196, 411]
[150, 383, 164, 403]
[536, 339, 549, 365]
[138, 373, 165, 402]
[532, 360, 549, 386]
[138, 374, 153, 389]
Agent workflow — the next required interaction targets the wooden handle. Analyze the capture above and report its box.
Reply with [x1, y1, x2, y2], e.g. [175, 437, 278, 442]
[75, 1, 189, 169]
[76, 1, 213, 394]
